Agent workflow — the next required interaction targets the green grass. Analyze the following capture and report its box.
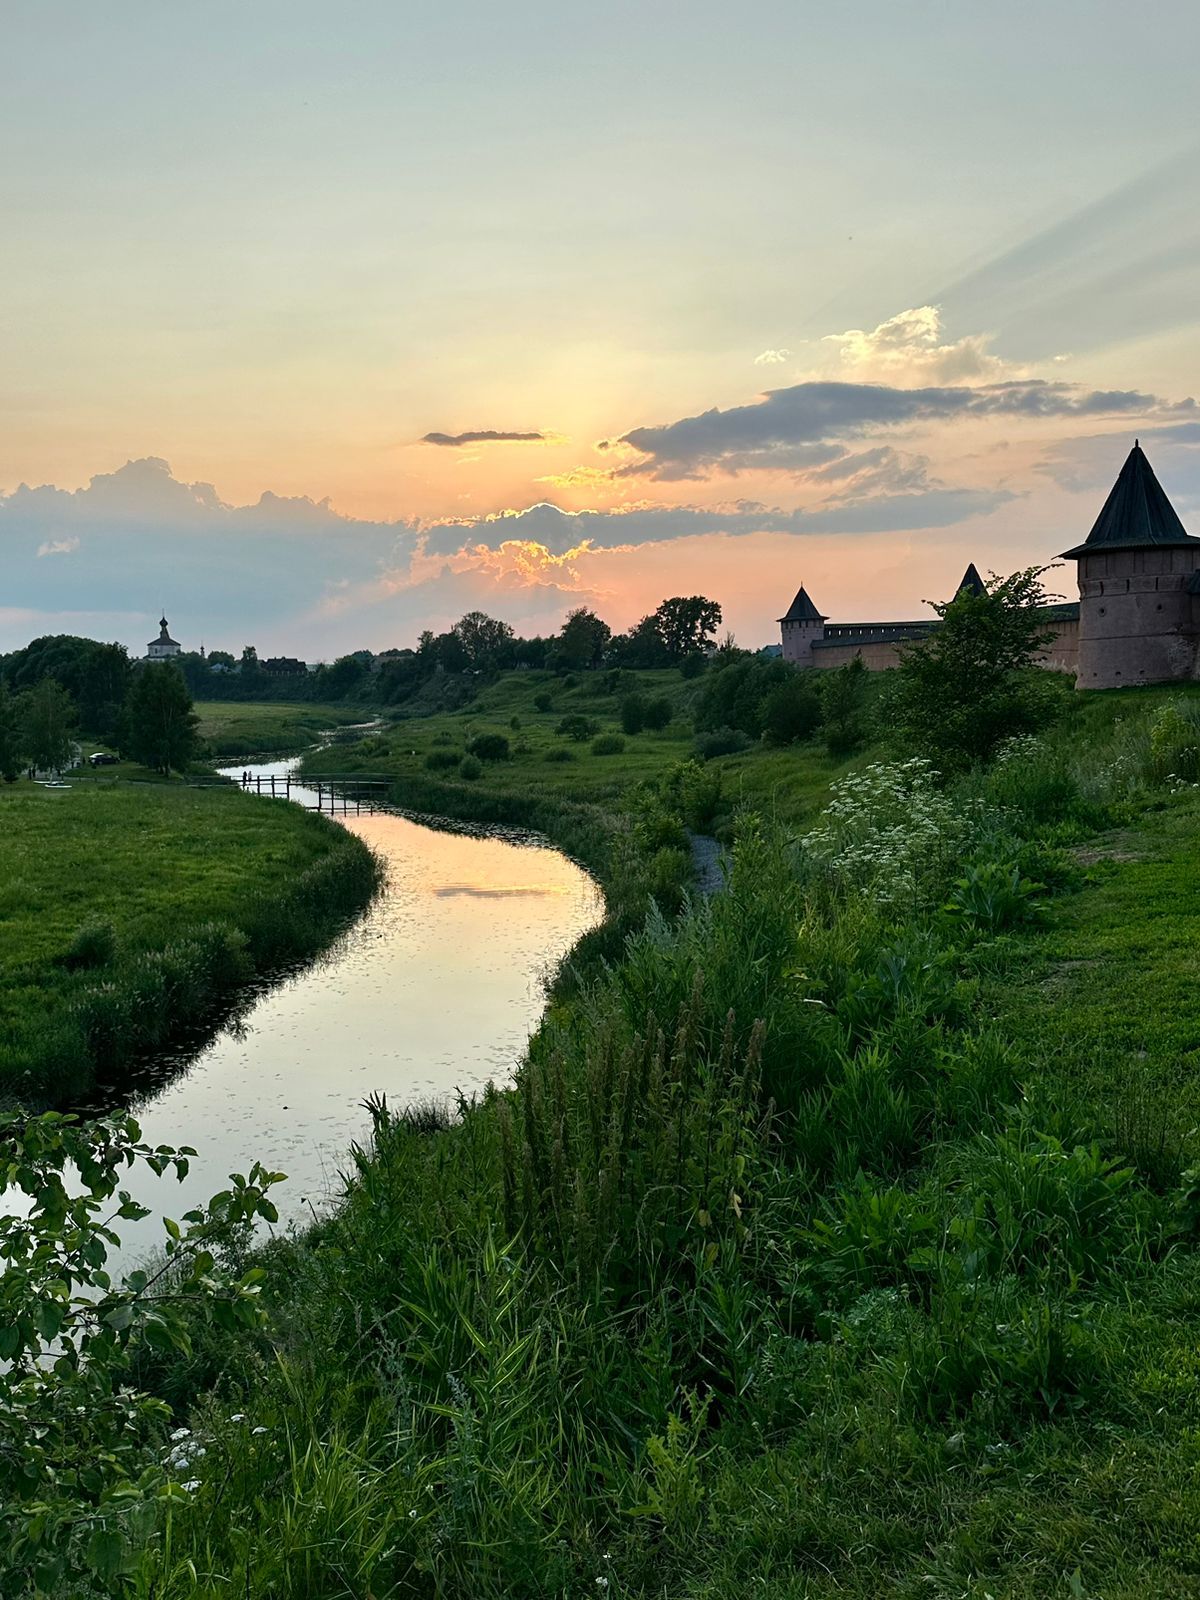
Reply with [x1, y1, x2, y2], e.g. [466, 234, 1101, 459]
[302, 666, 855, 844]
[193, 700, 376, 760]
[25, 677, 1200, 1596]
[0, 781, 380, 1104]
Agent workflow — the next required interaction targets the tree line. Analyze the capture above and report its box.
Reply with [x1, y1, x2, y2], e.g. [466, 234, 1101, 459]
[0, 637, 199, 779]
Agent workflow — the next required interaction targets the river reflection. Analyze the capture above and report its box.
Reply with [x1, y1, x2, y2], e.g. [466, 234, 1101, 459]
[97, 758, 601, 1260]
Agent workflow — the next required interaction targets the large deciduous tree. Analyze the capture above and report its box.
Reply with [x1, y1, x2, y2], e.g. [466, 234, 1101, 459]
[0, 684, 23, 781]
[651, 596, 723, 660]
[452, 612, 516, 672]
[122, 665, 200, 775]
[555, 607, 611, 671]
[887, 567, 1063, 770]
[19, 678, 77, 774]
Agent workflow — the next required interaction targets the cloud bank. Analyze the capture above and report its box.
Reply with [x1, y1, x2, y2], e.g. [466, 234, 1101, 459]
[609, 379, 1186, 480]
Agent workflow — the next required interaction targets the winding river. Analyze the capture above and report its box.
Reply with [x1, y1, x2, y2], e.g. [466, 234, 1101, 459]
[100, 756, 601, 1261]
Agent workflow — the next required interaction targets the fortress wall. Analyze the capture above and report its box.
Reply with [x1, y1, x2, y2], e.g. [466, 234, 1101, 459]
[809, 619, 1081, 678]
[1037, 619, 1079, 675]
[811, 640, 910, 672]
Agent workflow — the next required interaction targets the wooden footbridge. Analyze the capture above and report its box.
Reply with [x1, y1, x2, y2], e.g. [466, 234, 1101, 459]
[239, 772, 393, 813]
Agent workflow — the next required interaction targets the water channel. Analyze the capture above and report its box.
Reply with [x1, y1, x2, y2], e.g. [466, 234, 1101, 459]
[96, 755, 602, 1262]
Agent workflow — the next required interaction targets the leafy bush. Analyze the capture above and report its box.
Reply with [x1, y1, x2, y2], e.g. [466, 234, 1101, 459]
[820, 659, 871, 756]
[693, 727, 750, 760]
[620, 693, 646, 734]
[762, 677, 822, 745]
[458, 754, 484, 780]
[543, 746, 576, 763]
[533, 691, 554, 713]
[467, 732, 510, 762]
[885, 568, 1068, 771]
[1148, 699, 1200, 785]
[556, 714, 598, 742]
[0, 1113, 282, 1595]
[424, 749, 461, 772]
[591, 733, 626, 756]
[58, 921, 116, 970]
[661, 758, 722, 832]
[680, 651, 707, 679]
[642, 696, 673, 731]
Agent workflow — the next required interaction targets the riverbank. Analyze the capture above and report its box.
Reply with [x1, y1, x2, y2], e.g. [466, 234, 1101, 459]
[0, 780, 382, 1106]
[101, 690, 1200, 1598]
[194, 700, 381, 761]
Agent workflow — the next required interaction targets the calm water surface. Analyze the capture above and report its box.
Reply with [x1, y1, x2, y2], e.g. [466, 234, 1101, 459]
[101, 757, 600, 1259]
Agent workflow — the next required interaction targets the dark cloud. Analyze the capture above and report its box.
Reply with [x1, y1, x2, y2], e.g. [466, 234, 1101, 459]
[611, 379, 1185, 480]
[421, 485, 1014, 558]
[421, 429, 546, 447]
[0, 453, 1013, 654]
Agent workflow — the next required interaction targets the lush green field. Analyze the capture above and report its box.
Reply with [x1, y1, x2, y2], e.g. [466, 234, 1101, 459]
[20, 677, 1200, 1595]
[302, 666, 855, 840]
[194, 700, 377, 761]
[0, 781, 380, 1104]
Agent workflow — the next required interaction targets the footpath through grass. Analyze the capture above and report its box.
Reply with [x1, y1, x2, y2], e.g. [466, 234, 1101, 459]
[0, 781, 380, 1106]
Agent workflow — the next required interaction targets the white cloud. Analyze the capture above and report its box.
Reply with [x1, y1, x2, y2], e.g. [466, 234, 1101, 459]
[754, 348, 792, 366]
[36, 536, 80, 558]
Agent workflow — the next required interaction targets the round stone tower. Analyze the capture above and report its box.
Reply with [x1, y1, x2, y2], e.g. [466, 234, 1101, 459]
[779, 585, 827, 667]
[1061, 442, 1200, 690]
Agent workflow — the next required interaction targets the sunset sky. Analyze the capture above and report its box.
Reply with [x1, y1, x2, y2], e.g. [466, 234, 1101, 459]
[4, 1, 1200, 658]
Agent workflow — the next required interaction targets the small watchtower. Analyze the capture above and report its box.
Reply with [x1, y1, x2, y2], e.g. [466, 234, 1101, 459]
[1060, 442, 1200, 689]
[779, 585, 826, 668]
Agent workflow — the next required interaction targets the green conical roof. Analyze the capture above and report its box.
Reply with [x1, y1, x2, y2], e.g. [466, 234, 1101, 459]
[1060, 441, 1198, 559]
[778, 585, 826, 623]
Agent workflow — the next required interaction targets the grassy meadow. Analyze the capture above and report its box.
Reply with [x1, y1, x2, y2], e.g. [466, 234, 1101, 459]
[193, 700, 377, 761]
[0, 781, 381, 1105]
[18, 670, 1200, 1595]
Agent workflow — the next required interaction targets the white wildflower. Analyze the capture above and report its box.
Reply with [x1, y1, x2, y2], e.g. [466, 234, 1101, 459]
[181, 1479, 201, 1493]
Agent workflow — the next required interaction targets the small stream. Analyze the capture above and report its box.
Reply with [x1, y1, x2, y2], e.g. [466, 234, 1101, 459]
[95, 755, 601, 1263]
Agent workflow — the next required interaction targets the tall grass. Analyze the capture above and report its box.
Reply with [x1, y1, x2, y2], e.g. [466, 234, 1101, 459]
[21, 690, 1200, 1597]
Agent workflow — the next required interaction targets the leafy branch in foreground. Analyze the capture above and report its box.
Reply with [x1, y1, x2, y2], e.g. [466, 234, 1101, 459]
[0, 1111, 284, 1595]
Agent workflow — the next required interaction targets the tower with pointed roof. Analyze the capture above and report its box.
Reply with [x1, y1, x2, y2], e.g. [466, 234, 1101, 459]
[779, 585, 827, 667]
[1060, 441, 1200, 690]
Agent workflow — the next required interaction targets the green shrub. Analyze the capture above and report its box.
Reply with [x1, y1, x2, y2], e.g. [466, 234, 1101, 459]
[620, 693, 646, 734]
[533, 691, 554, 713]
[459, 754, 484, 780]
[424, 749, 461, 772]
[693, 727, 750, 760]
[467, 732, 510, 762]
[544, 747, 576, 763]
[1148, 699, 1200, 785]
[591, 733, 626, 756]
[556, 714, 598, 742]
[680, 651, 707, 679]
[642, 696, 673, 731]
[58, 921, 116, 971]
[762, 677, 822, 745]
